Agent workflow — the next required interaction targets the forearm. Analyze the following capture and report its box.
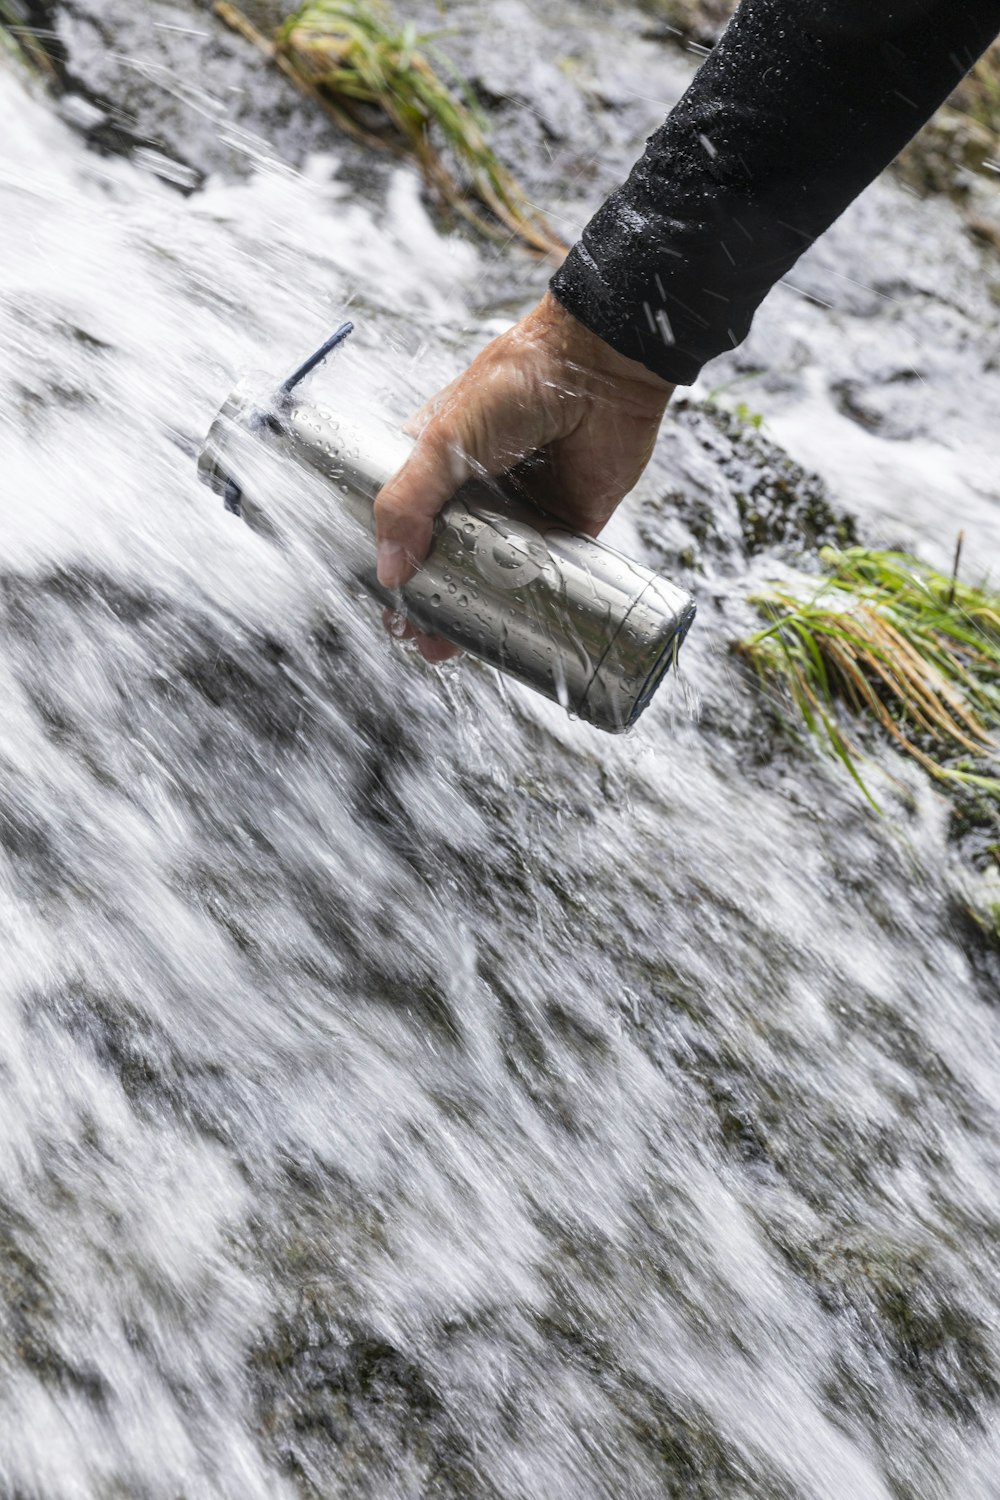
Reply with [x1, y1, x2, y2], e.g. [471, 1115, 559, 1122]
[551, 0, 1000, 385]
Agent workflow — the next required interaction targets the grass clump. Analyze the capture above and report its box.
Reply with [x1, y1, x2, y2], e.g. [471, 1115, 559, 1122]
[738, 546, 1000, 806]
[215, 0, 563, 256]
[0, 0, 55, 76]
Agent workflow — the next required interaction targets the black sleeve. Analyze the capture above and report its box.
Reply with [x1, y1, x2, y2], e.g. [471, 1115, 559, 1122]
[549, 0, 1000, 385]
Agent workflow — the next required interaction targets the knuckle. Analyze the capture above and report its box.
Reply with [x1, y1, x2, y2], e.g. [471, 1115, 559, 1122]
[417, 418, 454, 460]
[373, 489, 407, 525]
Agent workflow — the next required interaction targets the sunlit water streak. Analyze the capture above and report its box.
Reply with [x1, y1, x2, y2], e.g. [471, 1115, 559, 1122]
[2, 35, 1000, 1500]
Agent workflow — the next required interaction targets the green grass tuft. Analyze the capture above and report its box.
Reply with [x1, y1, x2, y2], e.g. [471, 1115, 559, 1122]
[217, 0, 563, 256]
[738, 546, 1000, 806]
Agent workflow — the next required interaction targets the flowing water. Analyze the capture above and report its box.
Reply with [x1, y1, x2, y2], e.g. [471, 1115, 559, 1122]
[2, 6, 1000, 1498]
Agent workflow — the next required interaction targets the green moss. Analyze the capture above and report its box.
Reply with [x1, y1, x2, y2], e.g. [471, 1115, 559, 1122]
[948, 777, 1000, 871]
[962, 900, 1000, 949]
[643, 399, 857, 571]
[701, 401, 858, 555]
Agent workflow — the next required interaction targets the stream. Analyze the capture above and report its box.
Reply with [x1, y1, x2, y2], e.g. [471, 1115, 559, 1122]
[2, 3, 1000, 1497]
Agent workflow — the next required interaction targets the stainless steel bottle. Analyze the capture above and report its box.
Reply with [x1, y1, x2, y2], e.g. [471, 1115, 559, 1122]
[198, 330, 695, 732]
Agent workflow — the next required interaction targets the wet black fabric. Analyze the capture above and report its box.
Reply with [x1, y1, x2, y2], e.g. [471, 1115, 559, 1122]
[550, 0, 1000, 385]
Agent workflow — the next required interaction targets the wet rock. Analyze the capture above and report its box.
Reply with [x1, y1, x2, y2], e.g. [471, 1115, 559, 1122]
[1, 568, 312, 801]
[2, 563, 474, 1055]
[947, 778, 1000, 875]
[19, 0, 368, 184]
[967, 214, 1000, 257]
[176, 625, 308, 747]
[786, 1231, 999, 1426]
[615, 1377, 801, 1500]
[0, 1202, 111, 1410]
[31, 978, 240, 1148]
[21, 0, 679, 241]
[636, 0, 734, 47]
[0, 784, 66, 902]
[489, 967, 587, 1133]
[637, 397, 858, 574]
[697, 403, 858, 555]
[947, 899, 1000, 996]
[252, 1298, 493, 1500]
[831, 367, 954, 443]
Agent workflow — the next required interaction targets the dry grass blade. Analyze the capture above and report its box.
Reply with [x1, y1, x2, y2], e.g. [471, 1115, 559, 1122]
[216, 0, 564, 257]
[738, 547, 1000, 801]
[278, 0, 565, 255]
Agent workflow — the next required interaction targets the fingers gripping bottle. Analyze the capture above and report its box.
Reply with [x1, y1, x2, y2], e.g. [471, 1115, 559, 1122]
[198, 325, 696, 732]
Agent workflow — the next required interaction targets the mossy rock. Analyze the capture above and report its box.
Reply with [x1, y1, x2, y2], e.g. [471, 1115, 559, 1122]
[947, 777, 1000, 874]
[0, 1202, 110, 1407]
[251, 1298, 494, 1500]
[666, 399, 858, 561]
[615, 1376, 800, 1499]
[784, 1231, 999, 1425]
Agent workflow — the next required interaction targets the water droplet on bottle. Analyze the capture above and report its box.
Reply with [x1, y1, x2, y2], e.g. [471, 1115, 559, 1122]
[430, 593, 441, 607]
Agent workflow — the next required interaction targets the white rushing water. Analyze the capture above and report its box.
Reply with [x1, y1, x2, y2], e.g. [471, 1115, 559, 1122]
[2, 18, 1000, 1499]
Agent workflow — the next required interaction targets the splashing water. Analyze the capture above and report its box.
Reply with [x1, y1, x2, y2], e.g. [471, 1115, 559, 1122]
[2, 19, 1000, 1500]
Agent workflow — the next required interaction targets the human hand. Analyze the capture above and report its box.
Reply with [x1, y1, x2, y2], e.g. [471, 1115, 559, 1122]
[374, 290, 675, 661]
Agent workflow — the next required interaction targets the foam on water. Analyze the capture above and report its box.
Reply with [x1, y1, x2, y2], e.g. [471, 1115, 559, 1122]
[2, 37, 1000, 1500]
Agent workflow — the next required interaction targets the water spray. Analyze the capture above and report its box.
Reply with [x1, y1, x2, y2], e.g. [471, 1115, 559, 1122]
[198, 325, 695, 732]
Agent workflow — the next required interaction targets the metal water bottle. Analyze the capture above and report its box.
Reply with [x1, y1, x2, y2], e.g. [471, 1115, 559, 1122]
[198, 327, 696, 732]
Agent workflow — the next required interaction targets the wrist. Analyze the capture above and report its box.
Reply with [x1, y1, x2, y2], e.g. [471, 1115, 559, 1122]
[530, 290, 675, 409]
